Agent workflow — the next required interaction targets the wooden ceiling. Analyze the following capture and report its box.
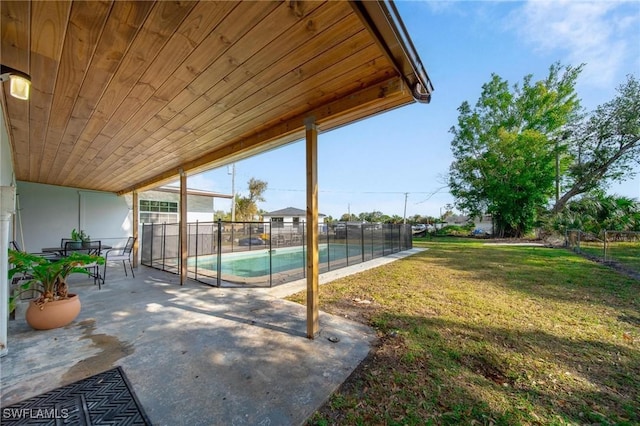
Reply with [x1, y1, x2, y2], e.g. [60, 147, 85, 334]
[1, 0, 432, 195]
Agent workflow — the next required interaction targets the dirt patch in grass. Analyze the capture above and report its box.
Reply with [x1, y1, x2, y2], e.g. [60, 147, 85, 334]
[289, 238, 640, 425]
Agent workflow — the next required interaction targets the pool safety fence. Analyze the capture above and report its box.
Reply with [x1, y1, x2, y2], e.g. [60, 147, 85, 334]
[565, 229, 640, 275]
[141, 220, 413, 287]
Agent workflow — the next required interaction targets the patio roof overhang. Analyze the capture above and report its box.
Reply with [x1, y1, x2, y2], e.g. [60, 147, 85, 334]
[1, 0, 433, 196]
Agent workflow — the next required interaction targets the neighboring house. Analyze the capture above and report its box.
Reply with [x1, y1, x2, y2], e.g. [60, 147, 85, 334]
[139, 187, 231, 224]
[263, 207, 326, 233]
[443, 214, 493, 234]
[443, 214, 471, 226]
[474, 214, 494, 234]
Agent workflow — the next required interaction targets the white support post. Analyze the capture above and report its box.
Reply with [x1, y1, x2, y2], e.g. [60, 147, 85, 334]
[1, 186, 16, 357]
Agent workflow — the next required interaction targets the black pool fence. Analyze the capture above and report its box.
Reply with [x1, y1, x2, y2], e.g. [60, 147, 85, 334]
[141, 220, 413, 287]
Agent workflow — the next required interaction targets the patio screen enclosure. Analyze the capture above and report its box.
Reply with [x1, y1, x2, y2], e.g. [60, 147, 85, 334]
[141, 221, 412, 287]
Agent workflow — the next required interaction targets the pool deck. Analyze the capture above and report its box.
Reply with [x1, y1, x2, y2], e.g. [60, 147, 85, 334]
[1, 248, 424, 425]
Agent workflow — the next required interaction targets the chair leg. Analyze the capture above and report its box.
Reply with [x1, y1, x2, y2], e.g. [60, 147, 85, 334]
[97, 266, 103, 290]
[128, 259, 135, 278]
[87, 266, 96, 286]
[122, 260, 128, 277]
[103, 263, 107, 284]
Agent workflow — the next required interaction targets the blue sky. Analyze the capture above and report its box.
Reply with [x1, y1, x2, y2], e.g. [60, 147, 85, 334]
[180, 1, 640, 220]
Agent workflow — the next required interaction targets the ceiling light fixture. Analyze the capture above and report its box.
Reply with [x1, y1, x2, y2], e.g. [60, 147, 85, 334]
[0, 65, 31, 100]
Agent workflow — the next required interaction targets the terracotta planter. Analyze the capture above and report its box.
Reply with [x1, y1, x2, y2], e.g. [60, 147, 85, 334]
[25, 294, 81, 330]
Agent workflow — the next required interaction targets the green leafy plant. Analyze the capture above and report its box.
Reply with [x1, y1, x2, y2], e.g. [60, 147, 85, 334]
[71, 228, 90, 242]
[8, 249, 104, 312]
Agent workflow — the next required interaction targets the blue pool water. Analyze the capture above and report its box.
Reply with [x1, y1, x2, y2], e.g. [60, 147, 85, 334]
[191, 244, 367, 278]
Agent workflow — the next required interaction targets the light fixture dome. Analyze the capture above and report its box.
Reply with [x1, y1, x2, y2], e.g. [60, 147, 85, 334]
[8, 74, 30, 100]
[0, 65, 31, 101]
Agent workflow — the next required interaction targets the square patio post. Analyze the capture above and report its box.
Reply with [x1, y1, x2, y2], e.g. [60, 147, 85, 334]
[305, 117, 319, 339]
[180, 169, 188, 285]
[132, 190, 139, 268]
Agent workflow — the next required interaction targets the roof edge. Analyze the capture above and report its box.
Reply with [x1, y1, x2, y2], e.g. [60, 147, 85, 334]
[153, 186, 233, 199]
[350, 0, 434, 103]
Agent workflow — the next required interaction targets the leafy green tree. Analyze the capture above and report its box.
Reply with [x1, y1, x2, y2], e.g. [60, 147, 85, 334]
[449, 63, 583, 237]
[409, 214, 437, 224]
[483, 129, 557, 236]
[386, 215, 404, 224]
[553, 191, 640, 234]
[234, 178, 267, 221]
[214, 210, 230, 221]
[554, 75, 640, 212]
[440, 204, 454, 220]
[358, 211, 384, 222]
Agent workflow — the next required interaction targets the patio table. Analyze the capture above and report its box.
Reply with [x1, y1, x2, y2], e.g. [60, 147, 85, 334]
[42, 244, 112, 288]
[42, 245, 112, 256]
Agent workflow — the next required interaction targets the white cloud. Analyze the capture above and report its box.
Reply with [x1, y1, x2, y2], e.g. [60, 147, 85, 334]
[509, 0, 639, 88]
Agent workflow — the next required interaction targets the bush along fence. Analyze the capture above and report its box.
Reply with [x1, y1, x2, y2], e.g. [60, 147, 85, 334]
[141, 220, 412, 287]
[565, 229, 640, 275]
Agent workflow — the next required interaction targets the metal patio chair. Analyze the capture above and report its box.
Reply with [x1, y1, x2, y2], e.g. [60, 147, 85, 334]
[10, 240, 58, 259]
[60, 240, 104, 287]
[102, 237, 136, 283]
[82, 240, 103, 287]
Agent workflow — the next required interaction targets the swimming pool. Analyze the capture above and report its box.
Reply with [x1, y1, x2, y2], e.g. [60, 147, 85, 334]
[189, 244, 368, 280]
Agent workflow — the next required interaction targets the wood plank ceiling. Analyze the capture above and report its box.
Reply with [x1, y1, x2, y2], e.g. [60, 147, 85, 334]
[1, 0, 433, 195]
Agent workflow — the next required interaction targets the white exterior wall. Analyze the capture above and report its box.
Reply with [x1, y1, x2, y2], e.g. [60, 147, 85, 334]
[188, 212, 214, 222]
[14, 181, 132, 252]
[0, 112, 13, 187]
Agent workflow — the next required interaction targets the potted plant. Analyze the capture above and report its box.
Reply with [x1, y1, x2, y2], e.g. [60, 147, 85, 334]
[8, 249, 104, 330]
[70, 228, 90, 249]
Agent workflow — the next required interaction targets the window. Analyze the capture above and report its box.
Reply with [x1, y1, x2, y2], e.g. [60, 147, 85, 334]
[140, 200, 179, 224]
[271, 217, 284, 228]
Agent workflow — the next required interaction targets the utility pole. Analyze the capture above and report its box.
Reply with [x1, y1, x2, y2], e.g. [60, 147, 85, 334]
[403, 192, 408, 224]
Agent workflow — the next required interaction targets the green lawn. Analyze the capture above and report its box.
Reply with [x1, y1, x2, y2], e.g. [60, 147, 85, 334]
[604, 242, 640, 275]
[577, 240, 640, 275]
[288, 237, 640, 425]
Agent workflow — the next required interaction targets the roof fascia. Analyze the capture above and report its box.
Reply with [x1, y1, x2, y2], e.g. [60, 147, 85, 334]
[350, 0, 434, 103]
[152, 186, 234, 199]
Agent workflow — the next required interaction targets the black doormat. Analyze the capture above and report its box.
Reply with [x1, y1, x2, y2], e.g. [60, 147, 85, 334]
[1, 366, 152, 425]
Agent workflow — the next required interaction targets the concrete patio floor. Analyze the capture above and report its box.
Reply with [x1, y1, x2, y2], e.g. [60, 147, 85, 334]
[1, 249, 423, 425]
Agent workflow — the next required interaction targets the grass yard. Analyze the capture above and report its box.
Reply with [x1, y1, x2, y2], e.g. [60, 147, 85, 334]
[572, 239, 640, 276]
[603, 242, 640, 276]
[288, 237, 640, 425]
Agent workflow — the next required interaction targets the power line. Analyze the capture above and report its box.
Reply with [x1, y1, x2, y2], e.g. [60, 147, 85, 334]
[414, 185, 449, 204]
[266, 188, 443, 195]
